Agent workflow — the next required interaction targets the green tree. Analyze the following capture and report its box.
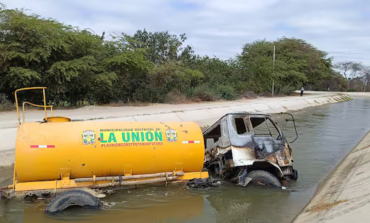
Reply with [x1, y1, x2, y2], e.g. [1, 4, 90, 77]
[0, 3, 352, 107]
[238, 38, 333, 94]
[123, 29, 196, 65]
[132, 61, 204, 102]
[98, 38, 153, 103]
[0, 7, 152, 104]
[192, 56, 244, 96]
[116, 30, 202, 102]
[0, 7, 114, 104]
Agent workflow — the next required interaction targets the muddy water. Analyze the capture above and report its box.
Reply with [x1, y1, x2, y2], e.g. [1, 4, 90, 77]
[1, 98, 370, 223]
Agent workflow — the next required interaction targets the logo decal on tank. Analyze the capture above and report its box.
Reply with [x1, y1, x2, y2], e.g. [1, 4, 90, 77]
[98, 128, 164, 147]
[166, 128, 177, 142]
[82, 130, 96, 145]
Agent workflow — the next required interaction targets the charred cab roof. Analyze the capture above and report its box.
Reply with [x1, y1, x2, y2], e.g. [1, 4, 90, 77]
[203, 112, 270, 134]
[225, 111, 270, 117]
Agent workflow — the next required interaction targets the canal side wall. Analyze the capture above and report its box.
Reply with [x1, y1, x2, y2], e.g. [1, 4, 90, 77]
[292, 130, 370, 223]
[0, 93, 352, 167]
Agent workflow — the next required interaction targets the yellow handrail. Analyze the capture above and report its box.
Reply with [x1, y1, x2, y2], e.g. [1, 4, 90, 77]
[22, 102, 53, 123]
[14, 87, 48, 124]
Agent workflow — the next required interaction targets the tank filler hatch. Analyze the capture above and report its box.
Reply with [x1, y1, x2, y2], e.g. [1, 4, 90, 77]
[14, 87, 71, 124]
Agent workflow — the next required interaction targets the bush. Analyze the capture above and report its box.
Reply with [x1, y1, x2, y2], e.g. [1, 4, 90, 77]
[0, 94, 13, 111]
[215, 85, 237, 100]
[48, 99, 92, 108]
[165, 90, 190, 104]
[277, 85, 297, 95]
[186, 84, 238, 101]
[0, 5, 344, 105]
[187, 84, 218, 101]
[241, 91, 258, 99]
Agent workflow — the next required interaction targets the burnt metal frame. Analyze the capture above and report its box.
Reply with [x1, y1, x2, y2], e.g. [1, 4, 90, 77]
[280, 112, 299, 143]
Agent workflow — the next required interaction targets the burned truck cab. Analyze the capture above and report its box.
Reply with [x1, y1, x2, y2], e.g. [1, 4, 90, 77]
[203, 112, 298, 187]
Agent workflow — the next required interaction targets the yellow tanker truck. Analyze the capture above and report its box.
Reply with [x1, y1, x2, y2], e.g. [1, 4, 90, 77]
[0, 87, 298, 213]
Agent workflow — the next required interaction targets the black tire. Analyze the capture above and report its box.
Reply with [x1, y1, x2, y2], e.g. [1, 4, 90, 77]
[292, 169, 298, 180]
[247, 170, 282, 188]
[45, 190, 101, 213]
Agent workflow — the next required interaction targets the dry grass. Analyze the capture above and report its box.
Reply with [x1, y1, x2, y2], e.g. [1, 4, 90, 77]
[241, 91, 258, 99]
[0, 102, 13, 112]
[165, 91, 192, 104]
[0, 97, 13, 111]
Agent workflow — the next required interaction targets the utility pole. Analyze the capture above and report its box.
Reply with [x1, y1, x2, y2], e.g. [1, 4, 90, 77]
[272, 45, 275, 96]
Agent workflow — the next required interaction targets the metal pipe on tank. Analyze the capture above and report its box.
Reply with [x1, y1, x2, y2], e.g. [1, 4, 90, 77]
[88, 176, 179, 188]
[75, 172, 184, 183]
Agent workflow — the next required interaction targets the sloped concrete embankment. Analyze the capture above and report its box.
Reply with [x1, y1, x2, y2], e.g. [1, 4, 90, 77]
[0, 93, 351, 167]
[96, 94, 351, 130]
[292, 130, 370, 223]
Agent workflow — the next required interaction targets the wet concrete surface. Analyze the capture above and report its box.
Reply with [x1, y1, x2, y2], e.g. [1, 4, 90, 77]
[1, 98, 370, 223]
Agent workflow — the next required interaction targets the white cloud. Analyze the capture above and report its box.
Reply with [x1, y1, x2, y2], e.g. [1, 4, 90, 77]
[2, 0, 370, 65]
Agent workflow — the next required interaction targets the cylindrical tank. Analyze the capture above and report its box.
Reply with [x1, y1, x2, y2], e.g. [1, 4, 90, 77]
[15, 121, 205, 182]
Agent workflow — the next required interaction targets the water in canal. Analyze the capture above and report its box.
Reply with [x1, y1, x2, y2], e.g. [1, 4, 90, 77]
[1, 98, 370, 223]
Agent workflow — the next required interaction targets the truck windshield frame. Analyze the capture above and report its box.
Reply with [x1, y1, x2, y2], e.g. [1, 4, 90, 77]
[250, 116, 282, 140]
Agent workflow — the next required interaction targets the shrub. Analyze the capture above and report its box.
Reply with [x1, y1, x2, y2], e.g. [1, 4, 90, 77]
[240, 91, 258, 99]
[277, 85, 297, 95]
[165, 90, 190, 104]
[215, 85, 237, 100]
[0, 94, 14, 111]
[187, 84, 218, 101]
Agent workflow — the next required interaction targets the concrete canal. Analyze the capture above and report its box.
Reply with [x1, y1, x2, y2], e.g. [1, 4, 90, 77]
[1, 97, 370, 223]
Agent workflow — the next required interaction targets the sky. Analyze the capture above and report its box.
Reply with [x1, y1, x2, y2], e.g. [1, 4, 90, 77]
[2, 0, 370, 65]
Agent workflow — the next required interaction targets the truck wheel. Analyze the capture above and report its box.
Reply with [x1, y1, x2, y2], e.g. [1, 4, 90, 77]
[45, 190, 101, 213]
[291, 169, 298, 180]
[247, 170, 282, 188]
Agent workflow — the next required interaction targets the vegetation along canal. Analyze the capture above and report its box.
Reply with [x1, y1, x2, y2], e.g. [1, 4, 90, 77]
[1, 98, 370, 223]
